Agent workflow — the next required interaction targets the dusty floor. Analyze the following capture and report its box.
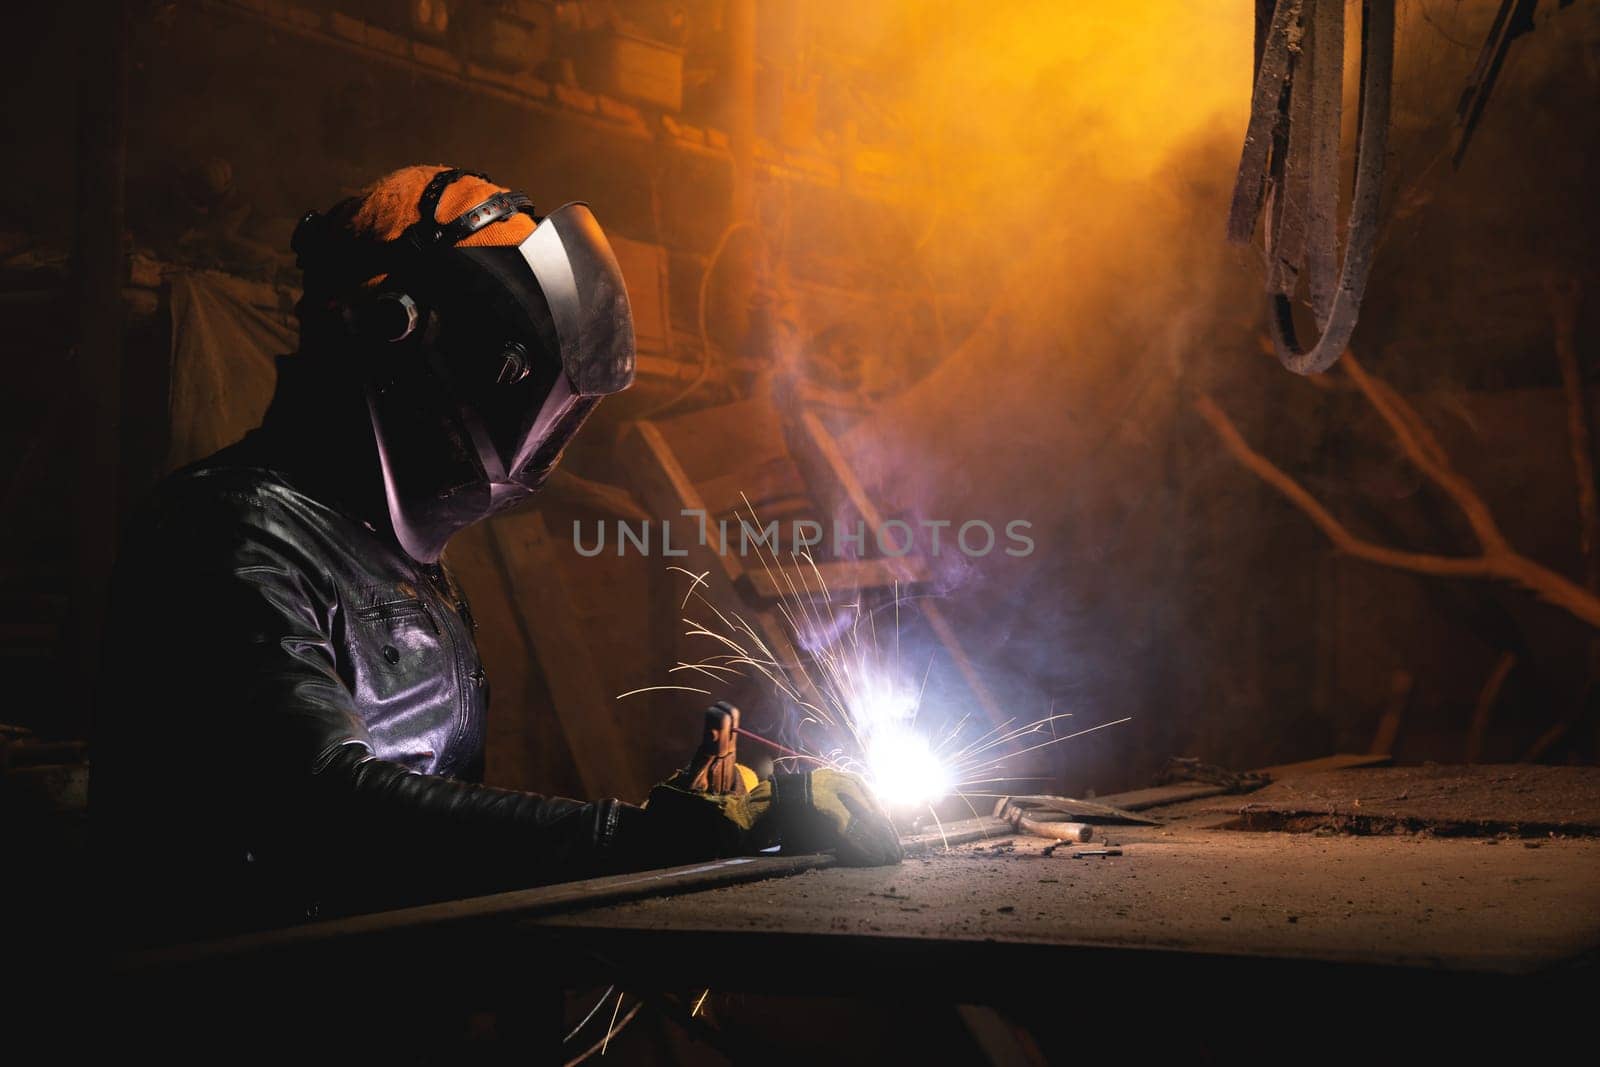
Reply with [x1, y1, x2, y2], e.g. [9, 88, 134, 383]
[1163, 763, 1600, 835]
[544, 766, 1600, 975]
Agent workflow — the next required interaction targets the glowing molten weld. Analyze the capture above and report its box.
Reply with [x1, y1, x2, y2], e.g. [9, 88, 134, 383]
[862, 721, 952, 810]
[845, 679, 952, 810]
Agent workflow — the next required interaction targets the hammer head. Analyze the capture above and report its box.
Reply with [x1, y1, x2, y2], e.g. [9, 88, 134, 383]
[686, 701, 746, 795]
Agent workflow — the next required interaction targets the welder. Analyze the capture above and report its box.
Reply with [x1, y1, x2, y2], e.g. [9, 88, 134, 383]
[91, 165, 900, 943]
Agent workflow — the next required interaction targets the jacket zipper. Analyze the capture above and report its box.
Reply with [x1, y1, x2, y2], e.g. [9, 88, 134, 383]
[355, 597, 440, 633]
[416, 567, 473, 760]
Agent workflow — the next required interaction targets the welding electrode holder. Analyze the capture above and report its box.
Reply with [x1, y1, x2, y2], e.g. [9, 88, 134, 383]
[684, 701, 746, 795]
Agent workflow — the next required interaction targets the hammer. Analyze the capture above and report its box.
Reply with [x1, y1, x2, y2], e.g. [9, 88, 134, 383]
[684, 701, 747, 795]
[994, 796, 1094, 842]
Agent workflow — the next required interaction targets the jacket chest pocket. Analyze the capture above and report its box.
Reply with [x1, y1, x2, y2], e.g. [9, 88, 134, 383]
[347, 590, 467, 772]
[352, 597, 448, 678]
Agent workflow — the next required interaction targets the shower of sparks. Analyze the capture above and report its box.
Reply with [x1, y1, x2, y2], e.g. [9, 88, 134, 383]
[619, 496, 1130, 816]
[600, 992, 624, 1056]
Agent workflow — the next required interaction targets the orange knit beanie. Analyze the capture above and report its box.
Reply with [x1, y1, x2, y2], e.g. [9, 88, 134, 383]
[317, 164, 536, 293]
[347, 164, 535, 248]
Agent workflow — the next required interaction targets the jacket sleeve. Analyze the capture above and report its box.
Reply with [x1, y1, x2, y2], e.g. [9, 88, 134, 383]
[107, 479, 650, 913]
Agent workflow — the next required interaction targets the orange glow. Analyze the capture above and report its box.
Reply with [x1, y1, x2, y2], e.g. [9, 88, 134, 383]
[893, 2, 1254, 181]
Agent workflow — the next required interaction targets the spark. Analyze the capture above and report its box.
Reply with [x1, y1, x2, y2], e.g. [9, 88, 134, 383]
[601, 992, 623, 1056]
[667, 565, 711, 609]
[734, 725, 827, 764]
[691, 989, 710, 1017]
[621, 498, 1131, 816]
[614, 684, 711, 700]
[564, 985, 617, 1044]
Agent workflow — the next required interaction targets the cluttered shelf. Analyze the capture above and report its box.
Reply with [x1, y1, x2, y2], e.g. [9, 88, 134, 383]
[199, 0, 913, 203]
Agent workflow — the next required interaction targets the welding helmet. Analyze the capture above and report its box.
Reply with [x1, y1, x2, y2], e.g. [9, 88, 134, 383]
[293, 167, 635, 563]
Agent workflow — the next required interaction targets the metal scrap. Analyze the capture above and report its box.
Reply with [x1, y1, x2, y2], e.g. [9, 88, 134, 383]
[1155, 757, 1271, 793]
[1227, 0, 1395, 376]
[994, 794, 1159, 826]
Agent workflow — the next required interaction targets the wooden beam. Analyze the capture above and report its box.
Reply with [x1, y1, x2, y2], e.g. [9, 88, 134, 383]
[919, 601, 1005, 730]
[625, 420, 743, 586]
[786, 411, 1005, 728]
[787, 409, 884, 539]
[740, 558, 927, 602]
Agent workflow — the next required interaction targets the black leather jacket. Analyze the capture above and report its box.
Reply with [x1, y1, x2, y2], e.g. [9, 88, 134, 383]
[93, 360, 645, 940]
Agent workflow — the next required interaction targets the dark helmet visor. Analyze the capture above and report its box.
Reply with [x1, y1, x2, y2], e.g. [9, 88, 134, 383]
[366, 202, 634, 562]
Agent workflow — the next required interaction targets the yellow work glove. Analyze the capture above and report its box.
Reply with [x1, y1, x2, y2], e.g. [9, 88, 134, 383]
[641, 776, 761, 863]
[643, 768, 902, 868]
[760, 769, 904, 867]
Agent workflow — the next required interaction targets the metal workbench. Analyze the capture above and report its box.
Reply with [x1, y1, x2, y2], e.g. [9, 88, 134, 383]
[103, 760, 1600, 1062]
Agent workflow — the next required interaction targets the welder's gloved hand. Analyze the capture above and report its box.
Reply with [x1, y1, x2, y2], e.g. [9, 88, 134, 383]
[759, 769, 904, 867]
[642, 769, 902, 867]
[640, 779, 764, 864]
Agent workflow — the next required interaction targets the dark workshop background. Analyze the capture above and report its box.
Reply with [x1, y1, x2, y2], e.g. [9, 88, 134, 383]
[2, 0, 1598, 828]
